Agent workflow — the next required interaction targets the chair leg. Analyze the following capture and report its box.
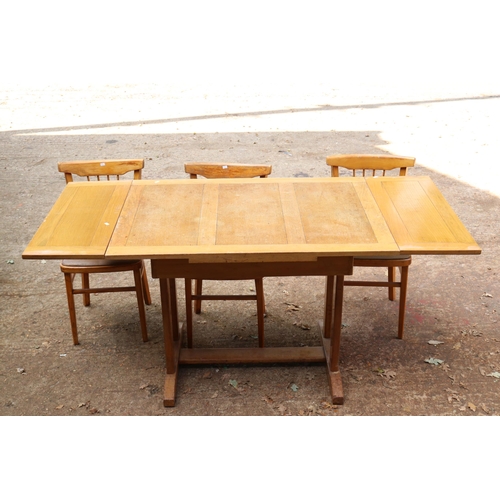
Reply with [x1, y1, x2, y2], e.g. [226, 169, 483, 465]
[388, 266, 396, 301]
[140, 262, 152, 305]
[255, 278, 265, 347]
[82, 272, 91, 306]
[185, 278, 194, 348]
[63, 272, 79, 345]
[194, 279, 203, 314]
[133, 268, 148, 342]
[398, 265, 409, 339]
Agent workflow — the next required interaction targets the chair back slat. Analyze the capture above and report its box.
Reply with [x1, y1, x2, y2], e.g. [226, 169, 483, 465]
[327, 154, 415, 178]
[185, 162, 272, 179]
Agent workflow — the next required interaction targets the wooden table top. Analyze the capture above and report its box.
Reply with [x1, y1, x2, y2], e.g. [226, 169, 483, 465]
[366, 176, 480, 254]
[22, 181, 132, 259]
[106, 177, 400, 262]
[22, 176, 481, 261]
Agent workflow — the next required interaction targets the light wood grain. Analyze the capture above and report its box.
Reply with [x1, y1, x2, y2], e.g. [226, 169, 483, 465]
[197, 183, 219, 246]
[23, 181, 132, 259]
[216, 182, 287, 245]
[367, 176, 481, 254]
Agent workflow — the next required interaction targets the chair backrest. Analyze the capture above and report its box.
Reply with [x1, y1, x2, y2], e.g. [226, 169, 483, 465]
[326, 154, 415, 177]
[58, 159, 144, 183]
[185, 162, 272, 179]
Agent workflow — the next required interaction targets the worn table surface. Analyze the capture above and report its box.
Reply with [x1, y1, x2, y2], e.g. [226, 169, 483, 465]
[106, 177, 399, 262]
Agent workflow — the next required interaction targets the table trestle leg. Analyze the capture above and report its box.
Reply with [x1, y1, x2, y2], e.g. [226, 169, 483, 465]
[160, 278, 182, 407]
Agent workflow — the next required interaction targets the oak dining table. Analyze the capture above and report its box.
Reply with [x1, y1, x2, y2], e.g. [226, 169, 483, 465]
[23, 175, 481, 407]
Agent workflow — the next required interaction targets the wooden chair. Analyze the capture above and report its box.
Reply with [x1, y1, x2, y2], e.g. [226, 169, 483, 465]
[58, 159, 151, 345]
[326, 154, 416, 338]
[184, 162, 272, 348]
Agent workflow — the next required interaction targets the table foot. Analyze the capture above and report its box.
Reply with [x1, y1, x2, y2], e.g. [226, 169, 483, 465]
[326, 369, 344, 405]
[163, 371, 179, 407]
[163, 322, 184, 407]
[321, 330, 344, 405]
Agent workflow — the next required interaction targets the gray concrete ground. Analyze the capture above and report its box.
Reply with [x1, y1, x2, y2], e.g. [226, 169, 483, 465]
[1, 81, 499, 416]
